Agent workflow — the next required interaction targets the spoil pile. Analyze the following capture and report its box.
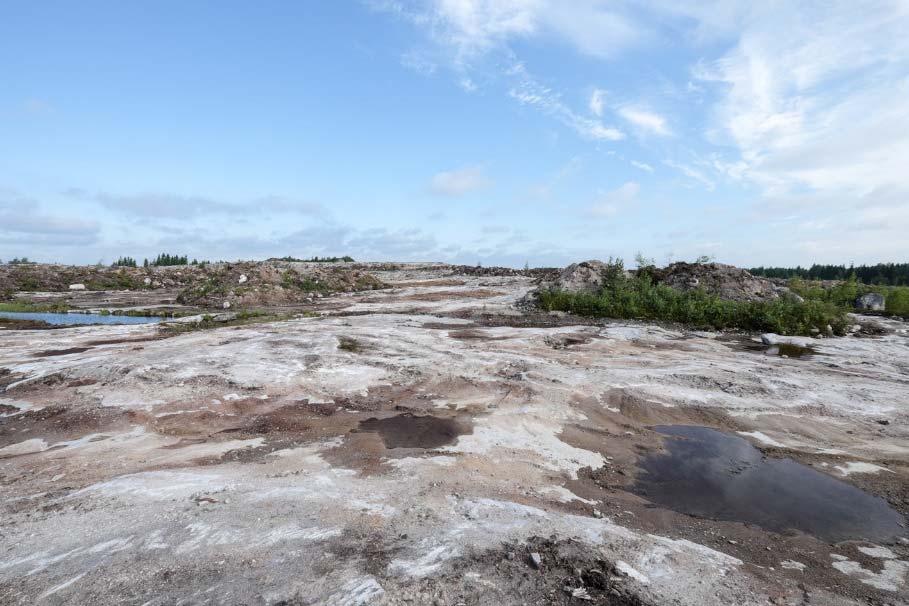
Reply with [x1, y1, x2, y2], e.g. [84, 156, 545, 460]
[0, 261, 386, 308]
[537, 260, 800, 303]
[651, 262, 798, 302]
[175, 262, 385, 307]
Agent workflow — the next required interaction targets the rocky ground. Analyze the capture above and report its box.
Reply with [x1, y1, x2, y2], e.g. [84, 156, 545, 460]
[1, 264, 907, 605]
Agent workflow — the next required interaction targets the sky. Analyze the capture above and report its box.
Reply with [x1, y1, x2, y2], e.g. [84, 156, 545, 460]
[1, 1, 908, 268]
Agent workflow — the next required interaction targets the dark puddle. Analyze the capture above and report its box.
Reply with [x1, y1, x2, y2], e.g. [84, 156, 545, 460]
[634, 425, 906, 543]
[740, 341, 815, 358]
[765, 343, 814, 358]
[357, 413, 470, 449]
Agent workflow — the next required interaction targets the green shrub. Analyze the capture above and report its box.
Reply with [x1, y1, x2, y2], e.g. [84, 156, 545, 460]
[537, 268, 848, 336]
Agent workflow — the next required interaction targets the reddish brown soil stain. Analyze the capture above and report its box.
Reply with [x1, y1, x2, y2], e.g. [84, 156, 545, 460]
[420, 321, 479, 330]
[448, 329, 512, 341]
[389, 279, 467, 287]
[401, 289, 505, 302]
[32, 347, 93, 358]
[66, 378, 98, 387]
[85, 334, 172, 346]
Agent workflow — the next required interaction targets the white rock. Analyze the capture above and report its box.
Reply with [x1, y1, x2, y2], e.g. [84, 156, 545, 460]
[68, 283, 86, 291]
[223, 301, 231, 309]
[529, 552, 542, 569]
[238, 274, 248, 284]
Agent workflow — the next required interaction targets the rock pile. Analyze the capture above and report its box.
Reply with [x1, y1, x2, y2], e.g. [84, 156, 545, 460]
[651, 262, 800, 302]
[0, 260, 387, 308]
[534, 260, 802, 303]
[541, 260, 624, 294]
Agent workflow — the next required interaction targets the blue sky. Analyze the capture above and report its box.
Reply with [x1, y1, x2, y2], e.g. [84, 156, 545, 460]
[2, 1, 907, 267]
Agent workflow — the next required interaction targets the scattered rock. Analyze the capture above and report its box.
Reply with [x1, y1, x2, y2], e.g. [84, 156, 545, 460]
[68, 283, 86, 290]
[238, 274, 248, 284]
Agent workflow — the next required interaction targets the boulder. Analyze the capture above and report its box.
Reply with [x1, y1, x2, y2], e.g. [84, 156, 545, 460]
[854, 292, 885, 311]
[68, 283, 86, 291]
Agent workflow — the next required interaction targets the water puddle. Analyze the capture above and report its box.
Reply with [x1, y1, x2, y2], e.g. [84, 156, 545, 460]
[764, 343, 814, 358]
[0, 311, 162, 326]
[357, 413, 470, 449]
[739, 341, 815, 358]
[634, 425, 906, 543]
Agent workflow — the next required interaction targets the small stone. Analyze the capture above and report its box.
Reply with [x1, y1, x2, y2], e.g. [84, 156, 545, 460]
[529, 552, 542, 569]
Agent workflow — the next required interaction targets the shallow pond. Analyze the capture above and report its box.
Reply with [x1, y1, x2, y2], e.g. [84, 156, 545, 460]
[0, 311, 162, 326]
[634, 425, 905, 543]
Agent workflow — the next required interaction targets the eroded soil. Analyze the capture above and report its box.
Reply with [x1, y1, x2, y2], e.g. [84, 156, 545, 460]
[1, 264, 908, 605]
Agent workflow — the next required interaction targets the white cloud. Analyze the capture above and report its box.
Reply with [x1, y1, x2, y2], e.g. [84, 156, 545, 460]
[618, 106, 671, 136]
[693, 2, 909, 199]
[589, 88, 606, 116]
[631, 160, 654, 173]
[508, 63, 624, 141]
[588, 181, 640, 217]
[67, 190, 326, 219]
[0, 192, 100, 247]
[387, 1, 649, 63]
[377, 3, 628, 143]
[429, 165, 492, 196]
[663, 160, 715, 190]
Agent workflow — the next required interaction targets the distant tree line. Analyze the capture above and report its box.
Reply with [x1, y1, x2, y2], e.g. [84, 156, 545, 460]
[750, 263, 909, 285]
[273, 255, 355, 263]
[3, 257, 36, 265]
[143, 253, 196, 267]
[113, 256, 137, 267]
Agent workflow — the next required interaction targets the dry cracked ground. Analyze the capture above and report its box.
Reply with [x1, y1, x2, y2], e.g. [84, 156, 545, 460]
[1, 265, 908, 605]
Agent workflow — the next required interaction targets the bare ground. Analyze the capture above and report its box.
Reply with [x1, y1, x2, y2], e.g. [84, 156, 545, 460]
[1, 264, 907, 605]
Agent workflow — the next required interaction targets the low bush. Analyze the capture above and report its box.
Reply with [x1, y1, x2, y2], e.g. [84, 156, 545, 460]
[537, 265, 848, 336]
[789, 278, 909, 318]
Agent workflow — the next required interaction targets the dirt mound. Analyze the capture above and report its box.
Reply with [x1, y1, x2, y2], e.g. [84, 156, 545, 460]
[0, 261, 386, 308]
[542, 260, 624, 294]
[175, 261, 386, 307]
[652, 262, 794, 302]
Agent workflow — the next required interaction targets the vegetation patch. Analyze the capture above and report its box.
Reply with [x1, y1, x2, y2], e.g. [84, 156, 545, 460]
[537, 263, 849, 336]
[0, 301, 70, 313]
[788, 278, 909, 318]
[337, 336, 363, 353]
